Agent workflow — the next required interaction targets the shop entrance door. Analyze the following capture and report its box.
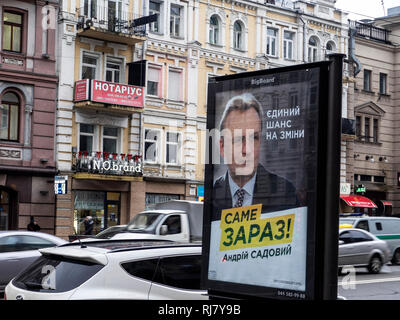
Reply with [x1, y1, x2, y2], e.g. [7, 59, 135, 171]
[105, 201, 120, 229]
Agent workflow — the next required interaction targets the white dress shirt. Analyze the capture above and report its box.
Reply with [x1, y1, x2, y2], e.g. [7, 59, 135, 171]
[228, 172, 257, 208]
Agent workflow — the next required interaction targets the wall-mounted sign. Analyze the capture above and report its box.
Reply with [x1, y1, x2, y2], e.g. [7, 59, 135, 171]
[74, 80, 144, 108]
[340, 183, 351, 195]
[54, 176, 68, 195]
[355, 184, 366, 194]
[2, 56, 24, 66]
[74, 79, 90, 102]
[91, 80, 143, 107]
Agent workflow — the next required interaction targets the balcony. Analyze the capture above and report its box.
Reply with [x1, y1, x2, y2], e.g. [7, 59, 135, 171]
[72, 151, 142, 180]
[349, 20, 391, 44]
[76, 5, 146, 45]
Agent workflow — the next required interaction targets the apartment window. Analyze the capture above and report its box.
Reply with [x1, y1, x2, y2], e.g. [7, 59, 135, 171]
[364, 117, 370, 142]
[79, 124, 95, 153]
[149, 1, 161, 33]
[233, 21, 243, 50]
[356, 114, 381, 144]
[363, 69, 371, 91]
[326, 41, 335, 55]
[166, 132, 180, 165]
[2, 11, 23, 52]
[0, 92, 19, 141]
[83, 0, 97, 18]
[103, 127, 119, 153]
[147, 66, 161, 96]
[356, 116, 361, 138]
[282, 31, 294, 60]
[379, 73, 387, 95]
[168, 68, 182, 101]
[266, 28, 278, 57]
[170, 4, 181, 38]
[81, 52, 99, 80]
[144, 129, 160, 163]
[289, 92, 298, 108]
[105, 58, 122, 83]
[308, 36, 318, 62]
[209, 15, 219, 45]
[373, 118, 378, 143]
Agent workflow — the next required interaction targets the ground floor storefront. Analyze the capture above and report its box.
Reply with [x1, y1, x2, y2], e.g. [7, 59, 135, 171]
[0, 168, 57, 233]
[54, 174, 203, 239]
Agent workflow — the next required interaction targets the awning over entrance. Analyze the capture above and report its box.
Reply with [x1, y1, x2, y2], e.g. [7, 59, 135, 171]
[340, 195, 377, 208]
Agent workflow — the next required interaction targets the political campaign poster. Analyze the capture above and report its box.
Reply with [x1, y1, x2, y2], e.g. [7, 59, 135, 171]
[202, 60, 342, 300]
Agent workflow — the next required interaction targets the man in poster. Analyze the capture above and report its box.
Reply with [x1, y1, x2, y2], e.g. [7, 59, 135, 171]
[212, 93, 300, 221]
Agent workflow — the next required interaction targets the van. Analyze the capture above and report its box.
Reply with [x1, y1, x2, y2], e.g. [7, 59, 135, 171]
[111, 200, 203, 243]
[339, 216, 400, 265]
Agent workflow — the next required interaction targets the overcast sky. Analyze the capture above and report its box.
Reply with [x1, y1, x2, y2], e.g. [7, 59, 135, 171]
[335, 0, 400, 21]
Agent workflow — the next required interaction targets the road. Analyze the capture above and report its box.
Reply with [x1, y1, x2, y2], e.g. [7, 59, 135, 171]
[338, 264, 400, 300]
[2, 264, 400, 301]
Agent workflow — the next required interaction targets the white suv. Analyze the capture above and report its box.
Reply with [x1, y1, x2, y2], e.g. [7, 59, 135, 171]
[5, 240, 207, 300]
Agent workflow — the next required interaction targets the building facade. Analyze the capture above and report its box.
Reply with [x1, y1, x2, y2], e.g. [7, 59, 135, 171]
[54, 0, 146, 238]
[142, 0, 350, 210]
[50, 0, 351, 238]
[0, 0, 59, 233]
[345, 8, 400, 216]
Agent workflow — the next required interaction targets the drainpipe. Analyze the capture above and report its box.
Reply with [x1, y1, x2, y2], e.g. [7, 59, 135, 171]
[348, 26, 362, 77]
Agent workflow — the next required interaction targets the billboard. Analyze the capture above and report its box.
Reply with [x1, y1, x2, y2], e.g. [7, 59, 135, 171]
[202, 58, 343, 300]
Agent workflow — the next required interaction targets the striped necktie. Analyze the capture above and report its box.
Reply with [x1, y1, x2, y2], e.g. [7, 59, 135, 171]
[234, 188, 245, 208]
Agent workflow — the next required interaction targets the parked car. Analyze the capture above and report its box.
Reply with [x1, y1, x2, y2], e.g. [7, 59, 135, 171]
[338, 228, 391, 274]
[340, 216, 400, 264]
[0, 231, 67, 293]
[5, 240, 207, 300]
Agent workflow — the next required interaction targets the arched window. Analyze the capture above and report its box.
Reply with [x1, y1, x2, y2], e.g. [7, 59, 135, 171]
[308, 36, 319, 62]
[326, 41, 336, 55]
[209, 15, 219, 45]
[233, 21, 243, 50]
[1, 92, 20, 141]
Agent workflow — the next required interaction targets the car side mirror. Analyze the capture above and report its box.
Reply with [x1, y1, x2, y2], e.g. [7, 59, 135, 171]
[338, 240, 344, 245]
[160, 225, 168, 235]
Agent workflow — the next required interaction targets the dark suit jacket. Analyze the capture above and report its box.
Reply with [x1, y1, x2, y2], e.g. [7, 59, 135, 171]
[212, 165, 300, 221]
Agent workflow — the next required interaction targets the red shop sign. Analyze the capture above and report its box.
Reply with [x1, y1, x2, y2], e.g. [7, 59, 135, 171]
[91, 80, 144, 107]
[74, 79, 90, 101]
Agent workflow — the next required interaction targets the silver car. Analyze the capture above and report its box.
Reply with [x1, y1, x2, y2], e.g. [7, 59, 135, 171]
[0, 231, 67, 293]
[338, 228, 391, 274]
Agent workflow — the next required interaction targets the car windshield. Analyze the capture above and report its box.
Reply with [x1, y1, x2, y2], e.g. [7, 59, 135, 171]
[127, 213, 161, 231]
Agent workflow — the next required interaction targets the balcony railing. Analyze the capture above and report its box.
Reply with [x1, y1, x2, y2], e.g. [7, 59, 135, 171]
[349, 20, 391, 44]
[77, 5, 146, 37]
[73, 151, 142, 177]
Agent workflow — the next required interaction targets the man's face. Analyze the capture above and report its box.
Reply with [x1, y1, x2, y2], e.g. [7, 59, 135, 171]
[220, 107, 261, 181]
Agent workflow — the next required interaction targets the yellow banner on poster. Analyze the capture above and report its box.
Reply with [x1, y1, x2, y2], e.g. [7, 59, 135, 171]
[219, 204, 295, 251]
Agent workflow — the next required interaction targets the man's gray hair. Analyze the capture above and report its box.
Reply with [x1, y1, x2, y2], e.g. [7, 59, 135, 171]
[219, 93, 263, 131]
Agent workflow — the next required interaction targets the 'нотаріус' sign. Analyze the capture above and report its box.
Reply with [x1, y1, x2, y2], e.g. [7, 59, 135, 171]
[74, 79, 144, 108]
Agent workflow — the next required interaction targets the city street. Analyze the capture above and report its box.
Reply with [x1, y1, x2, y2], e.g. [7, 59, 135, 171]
[338, 264, 400, 300]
